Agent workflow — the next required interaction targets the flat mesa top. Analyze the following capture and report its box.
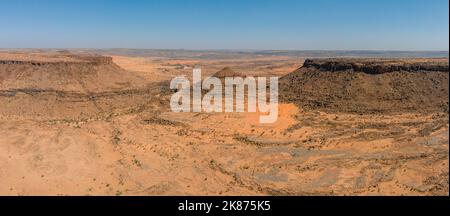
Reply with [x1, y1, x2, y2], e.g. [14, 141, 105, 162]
[0, 52, 110, 63]
[307, 57, 449, 65]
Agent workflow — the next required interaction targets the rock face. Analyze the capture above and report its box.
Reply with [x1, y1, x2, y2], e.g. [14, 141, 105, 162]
[303, 58, 449, 74]
[0, 53, 161, 120]
[280, 58, 449, 113]
[0, 54, 147, 93]
[0, 55, 113, 66]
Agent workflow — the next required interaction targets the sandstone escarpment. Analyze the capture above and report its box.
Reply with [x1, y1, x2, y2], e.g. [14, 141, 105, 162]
[280, 58, 449, 113]
[0, 53, 148, 93]
[303, 58, 449, 74]
[0, 52, 161, 120]
[0, 55, 113, 66]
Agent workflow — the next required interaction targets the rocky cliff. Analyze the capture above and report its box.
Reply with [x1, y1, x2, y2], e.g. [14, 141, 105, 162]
[280, 58, 449, 113]
[302, 58, 449, 74]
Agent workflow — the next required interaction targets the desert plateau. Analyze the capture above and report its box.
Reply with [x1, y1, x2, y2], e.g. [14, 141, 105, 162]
[0, 49, 447, 196]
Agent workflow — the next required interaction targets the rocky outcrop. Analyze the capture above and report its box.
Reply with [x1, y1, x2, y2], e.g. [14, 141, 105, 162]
[303, 59, 449, 74]
[0, 53, 159, 120]
[212, 67, 245, 78]
[0, 55, 113, 66]
[280, 58, 449, 113]
[0, 54, 147, 93]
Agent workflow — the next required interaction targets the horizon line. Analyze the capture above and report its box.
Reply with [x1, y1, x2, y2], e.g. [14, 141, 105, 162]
[0, 48, 449, 52]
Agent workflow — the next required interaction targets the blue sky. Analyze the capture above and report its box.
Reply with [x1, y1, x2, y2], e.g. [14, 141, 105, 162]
[0, 0, 448, 50]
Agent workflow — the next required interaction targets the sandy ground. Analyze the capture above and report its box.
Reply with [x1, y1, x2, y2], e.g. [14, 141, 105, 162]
[0, 54, 448, 195]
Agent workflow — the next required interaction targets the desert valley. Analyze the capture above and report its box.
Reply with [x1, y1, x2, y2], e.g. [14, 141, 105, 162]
[0, 49, 448, 195]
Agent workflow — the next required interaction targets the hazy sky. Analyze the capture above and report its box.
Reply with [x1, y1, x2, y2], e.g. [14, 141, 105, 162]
[1, 0, 448, 50]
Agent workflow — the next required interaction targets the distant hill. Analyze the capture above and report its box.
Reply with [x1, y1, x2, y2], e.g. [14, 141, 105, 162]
[212, 67, 245, 78]
[3, 49, 447, 60]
